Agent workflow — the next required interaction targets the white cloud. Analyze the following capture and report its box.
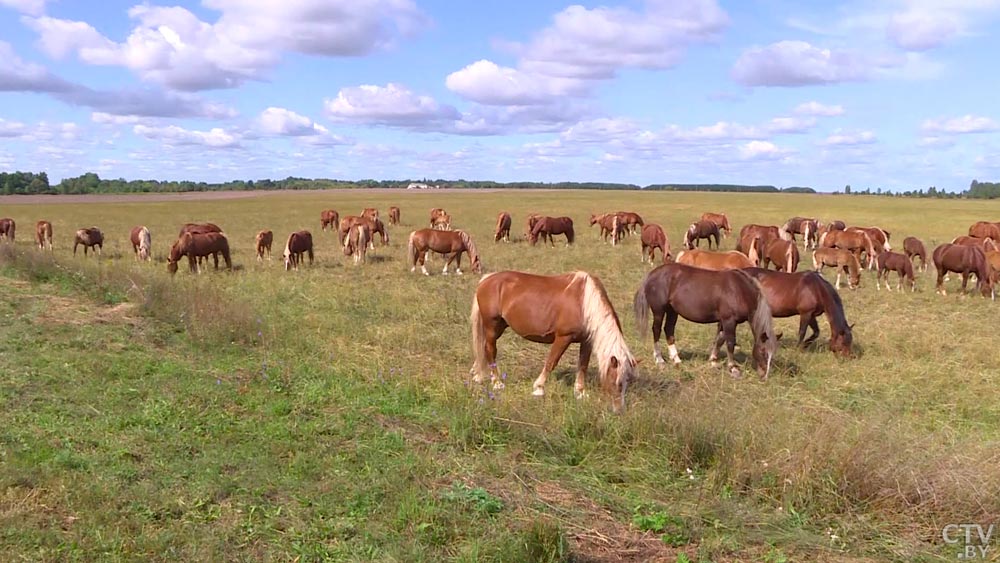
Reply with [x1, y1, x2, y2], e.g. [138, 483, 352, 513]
[794, 101, 844, 117]
[767, 116, 816, 134]
[732, 41, 870, 87]
[258, 107, 326, 136]
[0, 118, 26, 137]
[0, 0, 45, 16]
[133, 124, 241, 148]
[887, 10, 958, 51]
[921, 115, 998, 134]
[823, 130, 877, 146]
[739, 140, 792, 160]
[446, 60, 580, 106]
[561, 118, 641, 143]
[324, 83, 459, 127]
[91, 112, 141, 125]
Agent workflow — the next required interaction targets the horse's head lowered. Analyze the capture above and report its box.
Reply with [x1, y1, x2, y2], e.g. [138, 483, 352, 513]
[830, 323, 854, 358]
[604, 355, 639, 413]
[751, 331, 781, 379]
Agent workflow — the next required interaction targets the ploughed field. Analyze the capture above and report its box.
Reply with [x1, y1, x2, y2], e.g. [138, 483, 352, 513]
[1, 189, 998, 562]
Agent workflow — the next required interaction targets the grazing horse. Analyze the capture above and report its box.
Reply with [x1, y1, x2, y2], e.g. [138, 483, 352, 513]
[876, 251, 915, 292]
[615, 211, 644, 235]
[362, 208, 379, 222]
[494, 211, 512, 242]
[969, 221, 1000, 241]
[35, 220, 53, 251]
[470, 271, 638, 412]
[779, 217, 819, 250]
[821, 229, 877, 269]
[525, 213, 544, 240]
[683, 220, 720, 250]
[590, 213, 617, 242]
[530, 216, 574, 246]
[0, 218, 14, 242]
[763, 238, 800, 272]
[130, 226, 152, 261]
[255, 230, 273, 262]
[737, 233, 764, 266]
[343, 223, 371, 265]
[339, 215, 385, 249]
[951, 235, 999, 252]
[408, 228, 481, 275]
[634, 263, 780, 379]
[933, 243, 992, 296]
[676, 248, 755, 270]
[812, 248, 862, 289]
[700, 212, 731, 238]
[73, 227, 103, 256]
[430, 212, 452, 230]
[737, 224, 780, 254]
[903, 236, 928, 272]
[388, 206, 401, 226]
[609, 215, 627, 246]
[640, 224, 671, 264]
[429, 208, 448, 229]
[847, 226, 891, 253]
[815, 220, 846, 242]
[167, 231, 231, 274]
[743, 268, 853, 356]
[283, 230, 314, 271]
[987, 250, 1000, 299]
[179, 222, 222, 236]
[321, 210, 340, 232]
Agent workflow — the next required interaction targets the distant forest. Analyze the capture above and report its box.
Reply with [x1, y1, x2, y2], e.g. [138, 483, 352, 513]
[1, 171, 998, 198]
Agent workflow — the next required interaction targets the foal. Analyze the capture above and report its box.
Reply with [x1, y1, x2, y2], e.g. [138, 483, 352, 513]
[876, 250, 915, 292]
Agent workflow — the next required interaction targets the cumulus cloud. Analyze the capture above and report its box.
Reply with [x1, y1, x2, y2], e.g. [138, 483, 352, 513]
[0, 118, 27, 137]
[739, 140, 792, 160]
[324, 83, 460, 127]
[258, 107, 326, 136]
[133, 124, 241, 148]
[446, 60, 581, 106]
[822, 130, 877, 146]
[921, 115, 998, 134]
[732, 41, 870, 87]
[0, 0, 45, 16]
[794, 101, 844, 117]
[767, 116, 816, 134]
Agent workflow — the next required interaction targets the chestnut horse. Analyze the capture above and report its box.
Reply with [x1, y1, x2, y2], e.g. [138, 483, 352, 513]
[763, 238, 800, 272]
[130, 226, 152, 261]
[339, 216, 387, 249]
[179, 222, 222, 236]
[743, 268, 853, 356]
[321, 210, 340, 232]
[779, 217, 819, 250]
[816, 220, 846, 242]
[634, 263, 780, 379]
[847, 226, 891, 253]
[530, 216, 574, 246]
[951, 235, 999, 252]
[283, 230, 313, 271]
[589, 213, 616, 242]
[494, 211, 512, 242]
[35, 220, 53, 251]
[255, 230, 273, 262]
[820, 229, 877, 270]
[738, 224, 779, 254]
[343, 223, 371, 265]
[362, 208, 379, 222]
[388, 206, 401, 226]
[74, 227, 103, 256]
[616, 211, 644, 235]
[876, 251, 915, 292]
[969, 221, 1000, 241]
[640, 224, 670, 264]
[676, 248, 756, 271]
[167, 231, 231, 274]
[933, 243, 992, 296]
[700, 212, 731, 238]
[0, 218, 15, 242]
[812, 248, 861, 289]
[429, 208, 449, 230]
[987, 250, 1000, 299]
[683, 220, 720, 250]
[408, 229, 481, 275]
[470, 271, 637, 412]
[737, 233, 764, 266]
[903, 236, 928, 272]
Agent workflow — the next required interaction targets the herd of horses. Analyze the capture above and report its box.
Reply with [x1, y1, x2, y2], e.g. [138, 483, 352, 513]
[1, 206, 998, 413]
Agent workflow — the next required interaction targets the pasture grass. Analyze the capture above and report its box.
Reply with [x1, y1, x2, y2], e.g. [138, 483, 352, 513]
[1, 189, 999, 561]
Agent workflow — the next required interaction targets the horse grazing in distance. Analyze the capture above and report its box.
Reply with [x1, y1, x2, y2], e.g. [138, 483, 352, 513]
[362, 208, 379, 222]
[530, 216, 574, 246]
[408, 228, 481, 275]
[763, 238, 800, 272]
[903, 236, 928, 272]
[0, 218, 15, 242]
[640, 224, 671, 264]
[388, 206, 401, 226]
[343, 223, 371, 265]
[812, 248, 861, 289]
[609, 215, 627, 246]
[494, 211, 512, 242]
[615, 211, 644, 235]
[743, 268, 853, 356]
[847, 226, 891, 253]
[951, 235, 999, 252]
[933, 243, 992, 297]
[590, 213, 617, 242]
[821, 229, 877, 270]
[167, 231, 231, 274]
[700, 212, 731, 238]
[634, 263, 780, 379]
[429, 208, 449, 229]
[470, 270, 638, 412]
[73, 227, 103, 256]
[676, 248, 755, 270]
[815, 220, 846, 242]
[339, 216, 381, 249]
[35, 220, 53, 251]
[283, 230, 313, 271]
[780, 217, 819, 250]
[683, 220, 720, 250]
[130, 226, 152, 261]
[876, 251, 916, 292]
[179, 222, 222, 236]
[969, 221, 1000, 241]
[321, 210, 340, 232]
[255, 230, 273, 262]
[738, 224, 780, 254]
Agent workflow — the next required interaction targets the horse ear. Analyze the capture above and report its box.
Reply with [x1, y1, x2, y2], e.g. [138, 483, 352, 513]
[610, 356, 620, 369]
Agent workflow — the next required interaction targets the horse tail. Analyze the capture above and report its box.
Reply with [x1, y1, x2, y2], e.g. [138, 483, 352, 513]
[469, 279, 493, 380]
[459, 230, 479, 266]
[682, 225, 691, 248]
[633, 271, 654, 336]
[743, 275, 777, 360]
[407, 230, 418, 267]
[778, 222, 790, 241]
[785, 243, 794, 272]
[878, 228, 891, 251]
[611, 215, 620, 245]
[803, 222, 812, 248]
[748, 237, 759, 266]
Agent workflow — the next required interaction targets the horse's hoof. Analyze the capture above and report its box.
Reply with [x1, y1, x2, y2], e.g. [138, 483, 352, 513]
[456, 269, 463, 275]
[672, 357, 682, 366]
[729, 367, 742, 379]
[574, 389, 589, 400]
[654, 356, 666, 366]
[532, 387, 545, 397]
[709, 360, 720, 368]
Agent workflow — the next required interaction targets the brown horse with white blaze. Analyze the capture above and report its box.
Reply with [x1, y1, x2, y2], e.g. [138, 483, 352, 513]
[408, 228, 481, 275]
[130, 226, 152, 261]
[634, 263, 780, 379]
[700, 212, 731, 238]
[640, 224, 670, 264]
[903, 236, 928, 272]
[470, 271, 638, 412]
[530, 216, 574, 246]
[494, 211, 512, 242]
[933, 243, 992, 296]
[683, 220, 720, 249]
[74, 227, 103, 256]
[255, 230, 273, 261]
[35, 220, 53, 251]
[283, 230, 313, 271]
[876, 251, 915, 292]
[167, 231, 231, 274]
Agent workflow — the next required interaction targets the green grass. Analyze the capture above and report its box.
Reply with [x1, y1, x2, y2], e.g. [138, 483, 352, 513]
[1, 189, 999, 562]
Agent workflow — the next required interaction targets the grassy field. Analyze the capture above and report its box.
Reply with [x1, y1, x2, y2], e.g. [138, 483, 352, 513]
[1, 190, 999, 562]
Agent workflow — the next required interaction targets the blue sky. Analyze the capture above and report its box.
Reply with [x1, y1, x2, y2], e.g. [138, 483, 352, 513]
[2, 0, 1000, 191]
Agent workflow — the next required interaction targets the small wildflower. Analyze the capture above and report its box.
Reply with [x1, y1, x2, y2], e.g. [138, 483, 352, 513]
[478, 398, 484, 404]
[216, 379, 221, 385]
[488, 391, 495, 400]
[501, 372, 507, 380]
[257, 331, 263, 337]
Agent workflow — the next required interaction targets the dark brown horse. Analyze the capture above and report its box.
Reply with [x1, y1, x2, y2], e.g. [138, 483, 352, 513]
[969, 221, 1000, 241]
[780, 217, 819, 250]
[634, 263, 780, 379]
[701, 212, 731, 238]
[876, 251, 915, 292]
[388, 206, 401, 226]
[470, 270, 638, 412]
[283, 230, 313, 271]
[35, 220, 52, 251]
[130, 226, 152, 261]
[903, 236, 927, 272]
[763, 238, 800, 272]
[683, 220, 720, 249]
[73, 227, 103, 256]
[640, 224, 670, 264]
[255, 230, 273, 262]
[167, 232, 231, 274]
[321, 210, 340, 232]
[494, 211, 512, 242]
[933, 243, 992, 296]
[408, 229, 481, 275]
[743, 268, 853, 356]
[0, 218, 14, 242]
[530, 216, 574, 246]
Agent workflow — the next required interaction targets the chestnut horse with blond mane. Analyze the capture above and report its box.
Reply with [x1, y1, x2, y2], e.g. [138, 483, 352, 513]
[676, 248, 756, 270]
[738, 224, 779, 254]
[130, 226, 152, 261]
[35, 220, 53, 251]
[615, 211, 644, 235]
[812, 248, 861, 289]
[283, 230, 313, 271]
[0, 218, 15, 242]
[640, 224, 670, 264]
[255, 230, 273, 262]
[74, 227, 103, 256]
[408, 228, 481, 275]
[167, 231, 231, 274]
[470, 270, 638, 412]
[344, 223, 371, 265]
[494, 211, 512, 242]
[820, 229, 877, 270]
[779, 217, 819, 250]
[388, 206, 401, 226]
[875, 251, 915, 292]
[700, 212, 731, 238]
[683, 220, 720, 250]
[969, 221, 1000, 241]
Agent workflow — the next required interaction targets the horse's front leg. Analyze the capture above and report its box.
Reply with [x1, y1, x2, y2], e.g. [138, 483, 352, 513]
[574, 341, 592, 399]
[533, 336, 572, 396]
